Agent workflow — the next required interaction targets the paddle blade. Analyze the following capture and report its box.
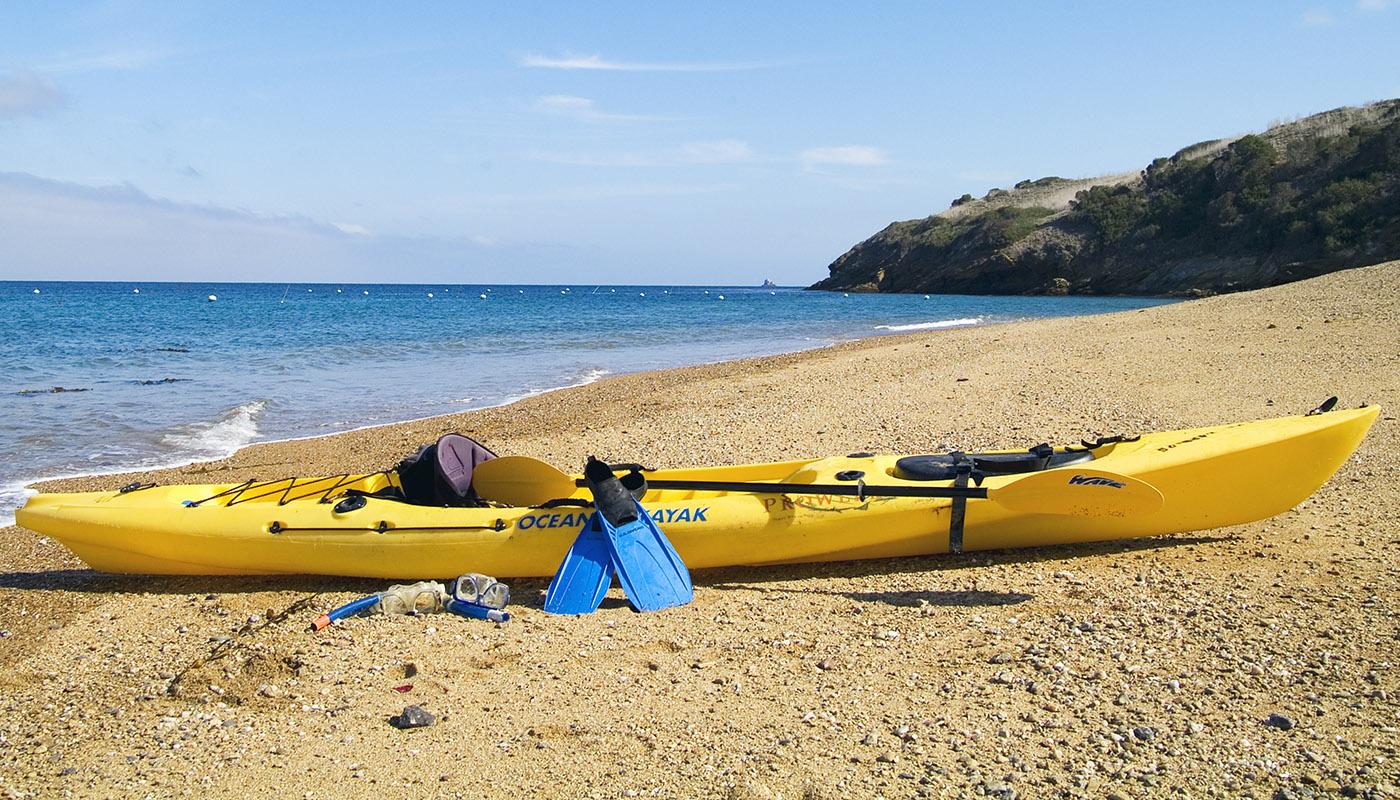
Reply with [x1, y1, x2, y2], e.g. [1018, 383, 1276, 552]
[544, 515, 614, 615]
[990, 468, 1164, 517]
[471, 456, 577, 507]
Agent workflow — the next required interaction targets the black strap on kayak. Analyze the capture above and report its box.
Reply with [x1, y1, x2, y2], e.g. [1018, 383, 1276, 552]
[947, 453, 971, 554]
[534, 498, 594, 509]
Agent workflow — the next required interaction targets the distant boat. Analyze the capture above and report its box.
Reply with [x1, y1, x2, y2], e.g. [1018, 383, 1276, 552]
[760, 279, 778, 288]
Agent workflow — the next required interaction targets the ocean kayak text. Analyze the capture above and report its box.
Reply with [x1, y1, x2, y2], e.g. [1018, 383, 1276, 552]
[516, 507, 710, 530]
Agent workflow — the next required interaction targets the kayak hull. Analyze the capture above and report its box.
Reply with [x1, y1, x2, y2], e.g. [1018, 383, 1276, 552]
[14, 407, 1378, 578]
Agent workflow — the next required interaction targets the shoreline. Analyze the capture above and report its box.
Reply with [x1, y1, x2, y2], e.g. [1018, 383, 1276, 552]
[2, 262, 1397, 799]
[3, 286, 1171, 517]
[7, 314, 1000, 503]
[0, 367, 614, 527]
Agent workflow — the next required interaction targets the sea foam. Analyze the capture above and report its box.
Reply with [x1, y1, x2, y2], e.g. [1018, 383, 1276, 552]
[874, 317, 982, 332]
[161, 400, 267, 460]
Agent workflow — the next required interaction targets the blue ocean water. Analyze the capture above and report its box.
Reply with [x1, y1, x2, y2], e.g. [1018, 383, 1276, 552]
[0, 281, 1174, 523]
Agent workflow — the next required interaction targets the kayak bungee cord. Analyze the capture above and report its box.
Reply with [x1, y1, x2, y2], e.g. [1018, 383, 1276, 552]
[183, 472, 395, 507]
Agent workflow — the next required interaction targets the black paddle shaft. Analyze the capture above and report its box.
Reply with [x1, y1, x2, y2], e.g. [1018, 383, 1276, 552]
[573, 476, 991, 500]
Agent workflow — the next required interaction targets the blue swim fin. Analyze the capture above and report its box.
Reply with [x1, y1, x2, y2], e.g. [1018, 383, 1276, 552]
[601, 500, 694, 613]
[543, 513, 614, 615]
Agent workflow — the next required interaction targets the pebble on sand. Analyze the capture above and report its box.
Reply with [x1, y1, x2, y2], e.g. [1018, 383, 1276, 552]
[389, 705, 435, 729]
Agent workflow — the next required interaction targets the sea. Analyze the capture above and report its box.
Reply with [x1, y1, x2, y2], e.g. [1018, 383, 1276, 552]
[0, 281, 1175, 523]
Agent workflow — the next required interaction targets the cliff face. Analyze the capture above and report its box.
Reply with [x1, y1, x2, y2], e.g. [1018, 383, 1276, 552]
[811, 100, 1400, 296]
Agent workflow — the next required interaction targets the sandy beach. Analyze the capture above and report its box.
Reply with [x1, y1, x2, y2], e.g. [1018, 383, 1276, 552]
[2, 262, 1398, 799]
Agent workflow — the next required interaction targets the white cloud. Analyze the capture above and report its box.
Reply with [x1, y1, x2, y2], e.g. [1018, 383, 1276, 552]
[1358, 0, 1392, 10]
[0, 70, 66, 119]
[799, 145, 890, 168]
[40, 48, 172, 75]
[0, 172, 513, 282]
[531, 94, 663, 123]
[519, 52, 779, 72]
[530, 139, 755, 167]
[529, 182, 741, 201]
[536, 94, 595, 113]
[677, 140, 755, 164]
[1300, 8, 1336, 25]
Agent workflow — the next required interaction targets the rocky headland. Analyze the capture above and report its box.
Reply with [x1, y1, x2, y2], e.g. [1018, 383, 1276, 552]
[812, 100, 1400, 296]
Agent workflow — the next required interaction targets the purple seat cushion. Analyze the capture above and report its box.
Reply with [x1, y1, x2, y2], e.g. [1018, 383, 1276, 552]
[435, 434, 496, 500]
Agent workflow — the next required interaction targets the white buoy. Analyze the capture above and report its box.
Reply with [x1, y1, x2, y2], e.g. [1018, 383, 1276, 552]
[517, 290, 523, 294]
[703, 290, 710, 295]
[363, 290, 369, 296]
[207, 294, 218, 302]
[337, 289, 343, 293]
[479, 293, 487, 299]
[924, 295, 930, 299]
[843, 293, 849, 298]
[770, 291, 776, 295]
[32, 288, 40, 294]
[639, 292, 646, 297]
[133, 288, 140, 294]
[718, 294, 725, 300]
[427, 292, 434, 299]
[307, 288, 313, 293]
[610, 289, 616, 293]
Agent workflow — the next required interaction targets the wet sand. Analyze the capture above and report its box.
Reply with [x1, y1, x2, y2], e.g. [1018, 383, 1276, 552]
[2, 261, 1398, 799]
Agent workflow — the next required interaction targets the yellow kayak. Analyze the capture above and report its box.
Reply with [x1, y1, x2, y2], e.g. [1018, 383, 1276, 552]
[15, 405, 1377, 579]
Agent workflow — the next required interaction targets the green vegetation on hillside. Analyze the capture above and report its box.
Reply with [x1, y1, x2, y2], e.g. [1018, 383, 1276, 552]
[888, 206, 1055, 251]
[1069, 119, 1400, 263]
[813, 100, 1400, 296]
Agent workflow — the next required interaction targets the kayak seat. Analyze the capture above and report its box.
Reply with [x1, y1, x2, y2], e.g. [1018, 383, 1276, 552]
[437, 434, 497, 500]
[894, 448, 1095, 481]
[396, 434, 497, 506]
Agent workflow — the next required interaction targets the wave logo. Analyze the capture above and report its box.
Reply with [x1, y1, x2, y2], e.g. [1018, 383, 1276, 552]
[1068, 474, 1126, 489]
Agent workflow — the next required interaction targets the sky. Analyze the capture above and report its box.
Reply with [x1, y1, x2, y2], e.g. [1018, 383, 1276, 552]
[2, 1, 1398, 285]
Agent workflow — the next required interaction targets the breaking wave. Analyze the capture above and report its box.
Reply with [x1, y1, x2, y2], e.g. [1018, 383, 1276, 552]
[0, 480, 35, 527]
[161, 400, 267, 460]
[874, 317, 982, 332]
